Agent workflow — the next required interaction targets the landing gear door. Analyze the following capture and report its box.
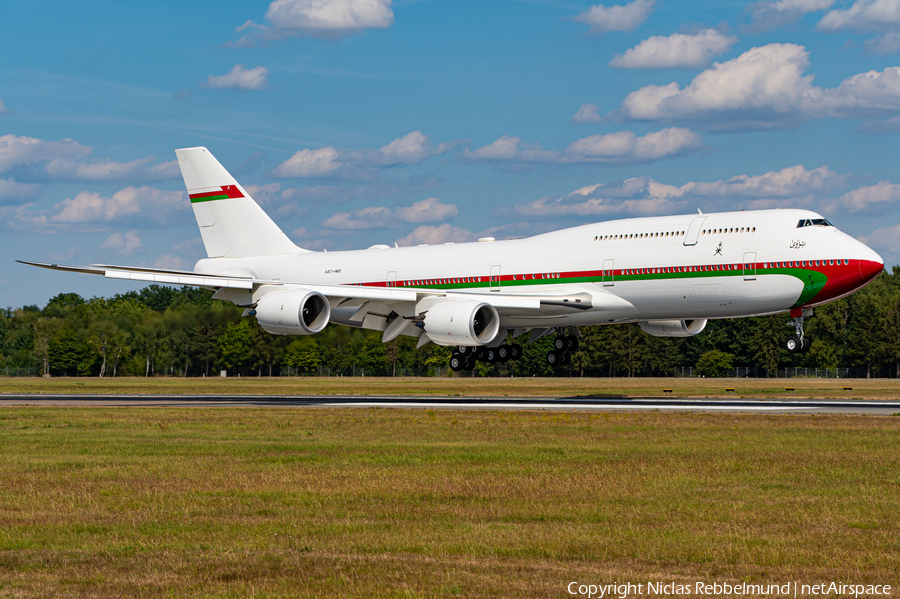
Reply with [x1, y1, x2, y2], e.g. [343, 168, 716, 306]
[490, 264, 501, 292]
[602, 258, 614, 287]
[684, 216, 707, 246]
[743, 252, 756, 281]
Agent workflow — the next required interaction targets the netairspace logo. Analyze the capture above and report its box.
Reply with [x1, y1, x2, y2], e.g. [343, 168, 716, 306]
[566, 581, 893, 598]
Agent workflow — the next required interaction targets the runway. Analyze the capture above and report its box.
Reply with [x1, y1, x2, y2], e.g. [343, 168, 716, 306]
[2, 394, 899, 414]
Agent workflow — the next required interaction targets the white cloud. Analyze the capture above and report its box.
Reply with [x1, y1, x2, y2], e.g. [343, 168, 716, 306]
[820, 180, 900, 215]
[396, 224, 479, 246]
[683, 165, 845, 198]
[204, 65, 270, 90]
[819, 0, 900, 31]
[394, 197, 458, 223]
[465, 128, 705, 164]
[147, 238, 204, 271]
[0, 134, 90, 172]
[267, 0, 393, 38]
[44, 158, 180, 182]
[101, 230, 143, 256]
[375, 131, 456, 165]
[573, 0, 654, 34]
[860, 222, 900, 257]
[0, 186, 188, 232]
[272, 147, 342, 178]
[508, 177, 685, 219]
[322, 197, 457, 229]
[609, 29, 737, 69]
[505, 164, 851, 219]
[51, 186, 187, 226]
[0, 134, 178, 182]
[866, 32, 900, 54]
[243, 183, 284, 206]
[745, 0, 836, 31]
[571, 103, 604, 124]
[234, 0, 394, 44]
[465, 135, 524, 161]
[0, 99, 9, 115]
[616, 43, 900, 130]
[0, 178, 41, 204]
[271, 131, 458, 179]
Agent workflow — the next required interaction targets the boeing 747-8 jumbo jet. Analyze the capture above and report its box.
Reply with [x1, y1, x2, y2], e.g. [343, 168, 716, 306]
[20, 147, 884, 371]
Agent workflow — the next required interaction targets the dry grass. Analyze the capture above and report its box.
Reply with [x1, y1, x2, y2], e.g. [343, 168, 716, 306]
[0, 408, 898, 597]
[1, 376, 900, 400]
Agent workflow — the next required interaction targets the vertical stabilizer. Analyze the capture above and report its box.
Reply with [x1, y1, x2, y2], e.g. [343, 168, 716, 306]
[176, 147, 301, 258]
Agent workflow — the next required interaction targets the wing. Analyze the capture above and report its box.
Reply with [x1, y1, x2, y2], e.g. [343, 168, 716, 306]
[18, 261, 633, 345]
[16, 260, 541, 307]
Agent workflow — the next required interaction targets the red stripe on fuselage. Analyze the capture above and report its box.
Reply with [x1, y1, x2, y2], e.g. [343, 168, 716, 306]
[346, 259, 881, 307]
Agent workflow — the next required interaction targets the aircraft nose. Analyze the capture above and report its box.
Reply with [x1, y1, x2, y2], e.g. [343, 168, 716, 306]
[859, 246, 884, 283]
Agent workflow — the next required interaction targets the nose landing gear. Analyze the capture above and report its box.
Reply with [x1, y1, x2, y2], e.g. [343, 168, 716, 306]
[786, 308, 812, 353]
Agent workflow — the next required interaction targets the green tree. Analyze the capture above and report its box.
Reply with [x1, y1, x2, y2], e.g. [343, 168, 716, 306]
[218, 320, 253, 373]
[753, 314, 787, 376]
[696, 350, 734, 377]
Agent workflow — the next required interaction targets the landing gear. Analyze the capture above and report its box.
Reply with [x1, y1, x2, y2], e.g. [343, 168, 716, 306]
[452, 341, 522, 371]
[546, 328, 579, 367]
[786, 308, 812, 354]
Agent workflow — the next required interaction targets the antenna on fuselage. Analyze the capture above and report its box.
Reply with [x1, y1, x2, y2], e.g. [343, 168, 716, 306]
[698, 209, 703, 214]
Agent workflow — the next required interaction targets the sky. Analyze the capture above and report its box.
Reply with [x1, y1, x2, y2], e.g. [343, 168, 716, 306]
[4, 0, 900, 307]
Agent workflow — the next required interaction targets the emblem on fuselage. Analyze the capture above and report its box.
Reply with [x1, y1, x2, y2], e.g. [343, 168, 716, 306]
[714, 242, 723, 256]
[790, 240, 806, 249]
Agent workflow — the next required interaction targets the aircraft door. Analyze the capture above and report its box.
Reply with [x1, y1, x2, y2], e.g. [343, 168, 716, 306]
[684, 216, 707, 246]
[602, 258, 614, 287]
[490, 265, 501, 292]
[387, 271, 397, 287]
[743, 253, 756, 281]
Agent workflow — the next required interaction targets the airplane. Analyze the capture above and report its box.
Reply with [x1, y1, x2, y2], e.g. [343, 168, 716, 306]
[20, 146, 884, 372]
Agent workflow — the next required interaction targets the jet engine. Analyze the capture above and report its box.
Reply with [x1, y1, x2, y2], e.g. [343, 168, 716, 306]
[638, 319, 707, 338]
[423, 301, 500, 346]
[255, 289, 331, 335]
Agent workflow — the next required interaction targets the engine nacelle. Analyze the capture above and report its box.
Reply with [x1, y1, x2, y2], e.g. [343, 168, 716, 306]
[423, 301, 500, 346]
[638, 318, 707, 338]
[255, 289, 331, 335]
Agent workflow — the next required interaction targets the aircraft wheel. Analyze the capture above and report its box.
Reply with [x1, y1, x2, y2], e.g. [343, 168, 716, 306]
[566, 335, 579, 351]
[546, 351, 558, 366]
[457, 346, 470, 356]
[475, 347, 487, 361]
[785, 335, 801, 353]
[560, 351, 571, 366]
[497, 346, 510, 362]
[450, 355, 463, 371]
[553, 337, 566, 351]
[486, 348, 498, 363]
[801, 336, 812, 352]
[510, 344, 522, 360]
[464, 357, 476, 371]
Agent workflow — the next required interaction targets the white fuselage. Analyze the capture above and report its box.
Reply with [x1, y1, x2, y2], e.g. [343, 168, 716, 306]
[195, 208, 883, 329]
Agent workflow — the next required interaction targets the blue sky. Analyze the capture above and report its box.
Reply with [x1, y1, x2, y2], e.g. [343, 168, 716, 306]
[4, 0, 900, 307]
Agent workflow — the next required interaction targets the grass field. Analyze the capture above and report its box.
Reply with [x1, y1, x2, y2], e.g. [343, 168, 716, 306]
[0, 407, 898, 597]
[2, 375, 900, 400]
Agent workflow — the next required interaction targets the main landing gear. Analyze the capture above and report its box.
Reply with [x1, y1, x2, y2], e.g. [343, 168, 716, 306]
[450, 341, 523, 372]
[546, 329, 579, 367]
[786, 308, 812, 354]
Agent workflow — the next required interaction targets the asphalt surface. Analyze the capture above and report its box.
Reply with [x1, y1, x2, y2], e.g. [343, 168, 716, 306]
[1, 394, 899, 414]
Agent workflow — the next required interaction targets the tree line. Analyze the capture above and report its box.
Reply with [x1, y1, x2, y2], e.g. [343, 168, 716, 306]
[2, 266, 900, 378]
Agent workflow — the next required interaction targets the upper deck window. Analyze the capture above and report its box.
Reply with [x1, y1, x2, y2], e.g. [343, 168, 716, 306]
[797, 218, 833, 228]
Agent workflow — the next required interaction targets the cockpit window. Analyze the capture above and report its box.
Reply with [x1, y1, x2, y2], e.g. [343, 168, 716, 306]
[797, 218, 833, 228]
